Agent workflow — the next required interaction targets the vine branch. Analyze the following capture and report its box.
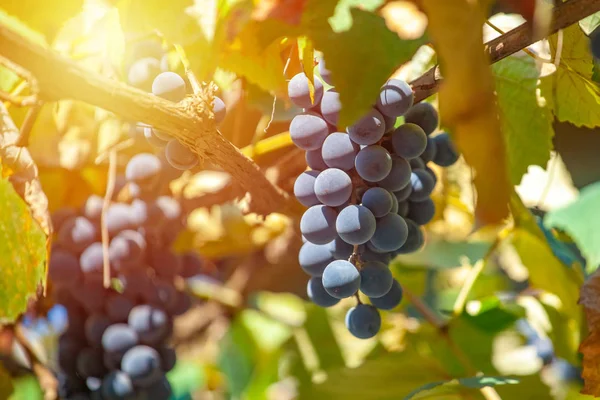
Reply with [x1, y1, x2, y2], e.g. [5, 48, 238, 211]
[410, 0, 600, 102]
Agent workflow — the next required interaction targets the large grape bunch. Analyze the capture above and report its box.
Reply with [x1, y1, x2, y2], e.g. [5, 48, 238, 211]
[291, 61, 460, 339]
[126, 41, 227, 172]
[50, 153, 216, 399]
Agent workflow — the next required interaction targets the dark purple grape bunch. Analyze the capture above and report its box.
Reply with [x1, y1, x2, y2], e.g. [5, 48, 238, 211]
[127, 48, 227, 172]
[290, 60, 460, 340]
[49, 153, 213, 399]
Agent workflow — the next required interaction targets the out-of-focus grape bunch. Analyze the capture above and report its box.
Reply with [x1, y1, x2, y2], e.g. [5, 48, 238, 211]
[290, 60, 461, 339]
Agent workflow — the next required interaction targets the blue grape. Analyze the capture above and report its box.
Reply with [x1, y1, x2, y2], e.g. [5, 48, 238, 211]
[397, 219, 425, 253]
[143, 375, 172, 400]
[377, 156, 411, 191]
[397, 200, 409, 217]
[336, 205, 376, 245]
[288, 73, 324, 109]
[83, 195, 104, 221]
[308, 276, 340, 306]
[128, 57, 162, 91]
[370, 214, 408, 252]
[300, 205, 338, 245]
[409, 170, 436, 201]
[101, 371, 135, 400]
[130, 199, 163, 228]
[50, 249, 81, 288]
[158, 346, 176, 372]
[299, 242, 333, 277]
[213, 96, 227, 125]
[391, 123, 427, 159]
[376, 79, 413, 117]
[408, 198, 435, 225]
[143, 126, 168, 148]
[165, 139, 198, 170]
[383, 114, 396, 133]
[84, 313, 111, 347]
[86, 377, 101, 392]
[152, 72, 186, 102]
[347, 109, 386, 145]
[409, 157, 425, 170]
[327, 236, 355, 259]
[591, 26, 600, 59]
[321, 132, 359, 171]
[404, 102, 439, 135]
[305, 149, 328, 170]
[109, 230, 146, 269]
[393, 184, 412, 202]
[59, 216, 98, 253]
[106, 204, 134, 237]
[320, 90, 341, 126]
[126, 153, 162, 185]
[121, 345, 162, 387]
[318, 59, 333, 85]
[432, 132, 460, 167]
[359, 261, 393, 298]
[77, 347, 107, 378]
[355, 145, 392, 182]
[390, 191, 399, 214]
[294, 170, 320, 207]
[369, 279, 403, 310]
[345, 305, 381, 339]
[420, 136, 437, 163]
[361, 187, 393, 218]
[322, 260, 360, 298]
[105, 294, 134, 323]
[361, 249, 391, 264]
[102, 323, 139, 368]
[290, 111, 330, 150]
[128, 305, 170, 345]
[314, 168, 352, 207]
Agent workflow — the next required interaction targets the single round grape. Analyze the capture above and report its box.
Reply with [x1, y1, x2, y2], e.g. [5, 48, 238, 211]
[391, 123, 427, 159]
[83, 195, 104, 222]
[299, 242, 333, 277]
[128, 57, 161, 91]
[50, 249, 81, 288]
[101, 323, 138, 368]
[355, 145, 392, 182]
[86, 377, 102, 392]
[213, 96, 227, 125]
[144, 126, 168, 148]
[336, 205, 376, 245]
[289, 111, 330, 150]
[376, 79, 413, 117]
[390, 192, 399, 214]
[300, 205, 337, 245]
[130, 199, 163, 228]
[369, 279, 403, 310]
[409, 170, 436, 201]
[318, 59, 333, 85]
[590, 26, 600, 59]
[321, 132, 359, 171]
[105, 294, 134, 323]
[288, 73, 324, 109]
[359, 261, 393, 298]
[383, 114, 396, 133]
[79, 242, 104, 276]
[58, 216, 98, 253]
[126, 153, 162, 185]
[101, 370, 135, 400]
[347, 109, 386, 145]
[408, 198, 435, 225]
[121, 345, 162, 387]
[294, 170, 320, 207]
[84, 313, 111, 347]
[320, 89, 341, 126]
[404, 102, 439, 135]
[397, 219, 425, 253]
[314, 168, 352, 207]
[393, 184, 412, 202]
[366, 240, 389, 254]
[420, 136, 437, 163]
[432, 132, 460, 167]
[76, 347, 107, 378]
[345, 305, 381, 339]
[152, 71, 187, 102]
[109, 230, 146, 269]
[410, 157, 425, 170]
[128, 305, 170, 345]
[361, 249, 392, 264]
[144, 376, 172, 400]
[360, 187, 393, 218]
[165, 139, 198, 170]
[370, 213, 408, 252]
[106, 204, 134, 237]
[306, 149, 328, 170]
[377, 156, 411, 191]
[322, 260, 360, 298]
[397, 200, 409, 217]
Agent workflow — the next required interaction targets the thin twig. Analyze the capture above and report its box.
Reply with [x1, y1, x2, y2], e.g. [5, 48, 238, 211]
[403, 286, 446, 329]
[16, 103, 43, 146]
[485, 21, 538, 60]
[13, 325, 57, 400]
[101, 150, 118, 288]
[452, 261, 486, 316]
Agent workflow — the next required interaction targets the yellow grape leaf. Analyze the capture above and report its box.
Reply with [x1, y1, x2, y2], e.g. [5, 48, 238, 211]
[579, 270, 600, 396]
[298, 36, 315, 102]
[420, 0, 510, 225]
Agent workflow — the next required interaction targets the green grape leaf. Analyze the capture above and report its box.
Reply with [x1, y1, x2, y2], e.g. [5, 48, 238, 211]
[311, 8, 427, 127]
[303, 305, 345, 370]
[0, 177, 47, 323]
[404, 376, 519, 400]
[328, 0, 384, 33]
[545, 181, 600, 273]
[493, 56, 554, 185]
[540, 25, 600, 128]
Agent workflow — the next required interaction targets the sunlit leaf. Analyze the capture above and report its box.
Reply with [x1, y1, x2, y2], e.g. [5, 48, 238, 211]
[405, 376, 519, 400]
[1, 0, 81, 38]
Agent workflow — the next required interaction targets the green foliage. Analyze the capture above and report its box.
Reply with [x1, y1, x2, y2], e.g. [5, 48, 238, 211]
[0, 177, 46, 323]
[167, 361, 206, 399]
[493, 55, 554, 185]
[404, 376, 519, 400]
[545, 181, 600, 273]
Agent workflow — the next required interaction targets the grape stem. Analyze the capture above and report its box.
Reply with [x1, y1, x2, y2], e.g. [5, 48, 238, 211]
[0, 55, 39, 107]
[410, 0, 600, 102]
[15, 102, 43, 147]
